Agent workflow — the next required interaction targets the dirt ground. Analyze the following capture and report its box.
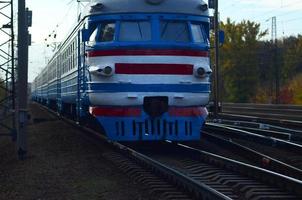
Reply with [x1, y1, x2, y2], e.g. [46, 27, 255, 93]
[0, 103, 152, 200]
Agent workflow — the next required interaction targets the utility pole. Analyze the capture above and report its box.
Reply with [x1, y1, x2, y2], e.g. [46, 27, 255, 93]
[213, 0, 220, 117]
[17, 0, 28, 160]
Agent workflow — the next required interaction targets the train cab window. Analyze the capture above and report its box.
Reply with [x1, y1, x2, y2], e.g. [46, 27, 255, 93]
[98, 22, 115, 42]
[160, 21, 190, 42]
[119, 21, 151, 41]
[191, 24, 205, 43]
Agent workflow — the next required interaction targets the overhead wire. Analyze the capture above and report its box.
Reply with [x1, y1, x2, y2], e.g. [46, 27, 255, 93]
[44, 0, 76, 46]
[253, 0, 302, 21]
[221, 0, 242, 12]
[221, 0, 302, 39]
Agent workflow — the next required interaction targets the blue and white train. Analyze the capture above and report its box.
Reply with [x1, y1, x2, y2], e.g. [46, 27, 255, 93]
[32, 0, 212, 141]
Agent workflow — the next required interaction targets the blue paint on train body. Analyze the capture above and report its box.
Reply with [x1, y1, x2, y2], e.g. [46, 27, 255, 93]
[87, 83, 211, 93]
[96, 110, 205, 141]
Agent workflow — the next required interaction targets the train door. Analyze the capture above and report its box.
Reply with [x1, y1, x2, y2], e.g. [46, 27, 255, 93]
[76, 26, 88, 122]
[57, 54, 62, 113]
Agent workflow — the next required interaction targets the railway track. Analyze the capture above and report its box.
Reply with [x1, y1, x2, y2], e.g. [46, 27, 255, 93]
[221, 103, 302, 121]
[216, 103, 302, 130]
[38, 103, 228, 200]
[184, 131, 302, 180]
[82, 131, 231, 200]
[128, 142, 302, 199]
[205, 123, 302, 174]
[38, 103, 302, 199]
[210, 119, 302, 144]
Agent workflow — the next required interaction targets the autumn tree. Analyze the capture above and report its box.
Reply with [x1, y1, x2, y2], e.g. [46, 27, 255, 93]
[219, 18, 268, 102]
[282, 35, 302, 82]
[277, 35, 302, 104]
[215, 18, 301, 104]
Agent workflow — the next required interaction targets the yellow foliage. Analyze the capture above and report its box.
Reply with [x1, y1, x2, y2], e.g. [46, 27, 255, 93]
[252, 88, 273, 104]
[288, 74, 302, 104]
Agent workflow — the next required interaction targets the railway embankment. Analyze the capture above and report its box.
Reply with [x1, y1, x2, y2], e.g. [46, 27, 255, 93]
[0, 103, 152, 200]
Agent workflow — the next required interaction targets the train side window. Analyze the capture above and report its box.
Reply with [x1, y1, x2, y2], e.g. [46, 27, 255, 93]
[89, 27, 98, 43]
[119, 21, 151, 41]
[98, 22, 115, 42]
[191, 24, 205, 43]
[160, 21, 190, 42]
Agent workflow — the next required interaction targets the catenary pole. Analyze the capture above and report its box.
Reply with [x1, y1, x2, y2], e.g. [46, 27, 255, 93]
[11, 0, 16, 141]
[213, 0, 220, 118]
[17, 0, 28, 160]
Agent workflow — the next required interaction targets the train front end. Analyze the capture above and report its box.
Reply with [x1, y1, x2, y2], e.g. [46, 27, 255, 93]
[84, 0, 211, 141]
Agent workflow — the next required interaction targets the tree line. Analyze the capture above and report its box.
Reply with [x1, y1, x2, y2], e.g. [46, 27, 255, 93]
[215, 18, 302, 104]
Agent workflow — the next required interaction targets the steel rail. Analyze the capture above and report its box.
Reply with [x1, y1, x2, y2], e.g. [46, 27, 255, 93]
[129, 141, 302, 199]
[205, 123, 302, 174]
[115, 143, 231, 200]
[217, 112, 302, 130]
[186, 131, 302, 180]
[222, 103, 302, 110]
[206, 123, 302, 153]
[212, 118, 302, 134]
[216, 103, 302, 130]
[210, 119, 302, 143]
[175, 142, 302, 196]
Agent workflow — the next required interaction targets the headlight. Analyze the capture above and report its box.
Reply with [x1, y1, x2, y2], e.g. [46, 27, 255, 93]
[195, 67, 212, 78]
[197, 67, 206, 77]
[103, 66, 113, 75]
[90, 65, 114, 77]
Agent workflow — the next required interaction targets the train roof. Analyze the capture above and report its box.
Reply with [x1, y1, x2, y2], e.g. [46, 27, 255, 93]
[82, 0, 209, 18]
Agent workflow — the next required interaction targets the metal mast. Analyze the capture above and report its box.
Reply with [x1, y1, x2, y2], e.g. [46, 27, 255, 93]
[17, 0, 28, 159]
[213, 0, 220, 117]
[0, 0, 16, 142]
[271, 16, 277, 42]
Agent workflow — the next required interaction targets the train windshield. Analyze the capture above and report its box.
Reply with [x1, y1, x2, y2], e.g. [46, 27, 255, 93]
[160, 21, 190, 42]
[191, 23, 206, 43]
[119, 21, 151, 41]
[88, 19, 207, 44]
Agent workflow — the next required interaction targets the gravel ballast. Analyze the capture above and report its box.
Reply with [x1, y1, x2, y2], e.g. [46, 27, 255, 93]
[0, 103, 153, 200]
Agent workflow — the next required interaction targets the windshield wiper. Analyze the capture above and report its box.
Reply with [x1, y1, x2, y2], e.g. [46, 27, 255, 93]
[137, 22, 143, 39]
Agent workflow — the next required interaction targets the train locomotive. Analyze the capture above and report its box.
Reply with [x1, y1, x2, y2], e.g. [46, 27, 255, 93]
[32, 0, 212, 141]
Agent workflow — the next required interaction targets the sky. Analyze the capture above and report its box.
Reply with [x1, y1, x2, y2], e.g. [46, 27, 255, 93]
[24, 0, 302, 82]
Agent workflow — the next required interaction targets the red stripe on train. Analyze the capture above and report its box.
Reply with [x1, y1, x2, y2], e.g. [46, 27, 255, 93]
[169, 107, 208, 117]
[90, 107, 207, 117]
[115, 63, 193, 75]
[90, 107, 142, 117]
[87, 49, 209, 57]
